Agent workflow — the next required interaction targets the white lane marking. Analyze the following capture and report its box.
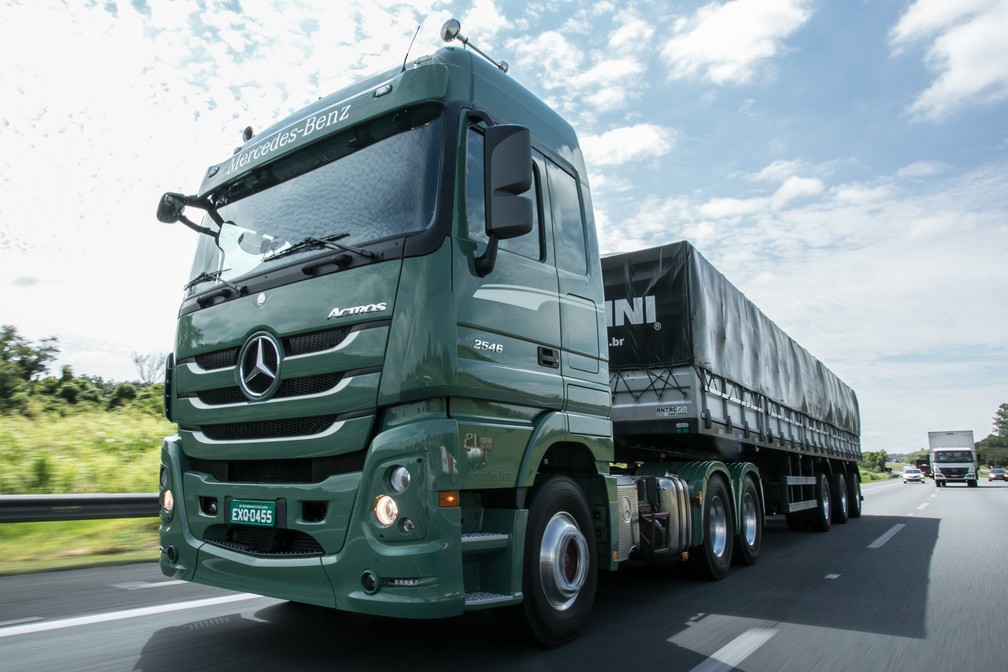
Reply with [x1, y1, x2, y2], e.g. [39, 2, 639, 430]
[112, 580, 188, 590]
[0, 617, 42, 627]
[868, 524, 906, 549]
[688, 627, 778, 672]
[825, 574, 840, 580]
[0, 593, 263, 639]
[916, 503, 929, 510]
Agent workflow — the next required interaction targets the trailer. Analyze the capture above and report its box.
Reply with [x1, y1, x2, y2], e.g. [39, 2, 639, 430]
[603, 243, 862, 541]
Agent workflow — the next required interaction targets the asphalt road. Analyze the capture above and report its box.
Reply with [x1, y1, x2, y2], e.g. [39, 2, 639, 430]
[2, 478, 1006, 671]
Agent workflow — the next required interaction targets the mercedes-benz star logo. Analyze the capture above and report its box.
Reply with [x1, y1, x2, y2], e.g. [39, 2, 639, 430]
[238, 333, 281, 400]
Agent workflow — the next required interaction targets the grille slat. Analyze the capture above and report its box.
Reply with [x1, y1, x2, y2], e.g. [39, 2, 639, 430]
[192, 372, 346, 406]
[207, 526, 323, 556]
[197, 415, 340, 441]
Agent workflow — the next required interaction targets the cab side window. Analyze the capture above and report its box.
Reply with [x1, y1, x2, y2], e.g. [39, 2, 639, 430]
[466, 127, 542, 260]
[546, 162, 587, 275]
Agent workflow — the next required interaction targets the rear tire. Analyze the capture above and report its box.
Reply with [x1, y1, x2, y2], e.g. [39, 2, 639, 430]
[847, 472, 862, 518]
[831, 473, 849, 525]
[688, 476, 733, 580]
[733, 476, 762, 565]
[507, 476, 597, 648]
[809, 473, 831, 532]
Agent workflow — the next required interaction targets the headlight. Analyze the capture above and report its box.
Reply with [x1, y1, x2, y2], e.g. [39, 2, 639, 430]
[374, 495, 398, 527]
[388, 465, 411, 493]
[161, 489, 174, 513]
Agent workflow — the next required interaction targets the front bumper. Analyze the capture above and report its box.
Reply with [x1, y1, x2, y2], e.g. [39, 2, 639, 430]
[159, 418, 467, 618]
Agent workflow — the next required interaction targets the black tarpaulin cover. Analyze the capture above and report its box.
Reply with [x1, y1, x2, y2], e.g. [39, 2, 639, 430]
[601, 241, 860, 435]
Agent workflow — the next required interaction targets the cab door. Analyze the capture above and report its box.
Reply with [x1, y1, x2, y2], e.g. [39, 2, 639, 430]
[453, 125, 563, 409]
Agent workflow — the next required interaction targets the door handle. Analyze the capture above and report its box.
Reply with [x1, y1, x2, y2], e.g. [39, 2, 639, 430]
[538, 346, 559, 369]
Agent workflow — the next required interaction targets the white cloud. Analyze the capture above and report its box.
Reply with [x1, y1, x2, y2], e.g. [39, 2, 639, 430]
[771, 175, 823, 209]
[752, 159, 806, 184]
[897, 160, 950, 178]
[661, 0, 814, 85]
[890, 0, 1008, 120]
[698, 196, 767, 218]
[580, 124, 675, 167]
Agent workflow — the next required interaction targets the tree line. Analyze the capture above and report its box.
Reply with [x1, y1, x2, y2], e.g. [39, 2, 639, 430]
[1, 325, 164, 416]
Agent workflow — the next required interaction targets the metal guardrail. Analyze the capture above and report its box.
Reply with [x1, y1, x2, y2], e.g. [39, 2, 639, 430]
[0, 494, 159, 523]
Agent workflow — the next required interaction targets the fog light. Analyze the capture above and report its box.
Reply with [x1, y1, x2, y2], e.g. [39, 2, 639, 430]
[374, 495, 398, 526]
[361, 571, 379, 594]
[399, 518, 415, 534]
[161, 489, 174, 513]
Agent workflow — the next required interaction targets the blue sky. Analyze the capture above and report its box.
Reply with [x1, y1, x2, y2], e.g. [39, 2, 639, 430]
[1, 0, 1006, 454]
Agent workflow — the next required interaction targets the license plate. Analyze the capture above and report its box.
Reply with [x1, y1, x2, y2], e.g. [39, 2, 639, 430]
[229, 499, 276, 527]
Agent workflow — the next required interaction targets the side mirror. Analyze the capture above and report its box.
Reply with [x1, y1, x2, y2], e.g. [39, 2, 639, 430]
[484, 125, 532, 239]
[156, 192, 188, 224]
[476, 125, 532, 276]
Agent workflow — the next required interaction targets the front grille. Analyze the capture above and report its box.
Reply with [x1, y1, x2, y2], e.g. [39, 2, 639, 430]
[190, 452, 366, 483]
[193, 372, 346, 406]
[206, 526, 323, 556]
[195, 348, 238, 371]
[287, 327, 352, 355]
[188, 326, 355, 373]
[197, 415, 340, 441]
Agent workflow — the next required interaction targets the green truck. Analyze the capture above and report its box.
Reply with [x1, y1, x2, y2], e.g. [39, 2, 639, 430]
[156, 21, 861, 647]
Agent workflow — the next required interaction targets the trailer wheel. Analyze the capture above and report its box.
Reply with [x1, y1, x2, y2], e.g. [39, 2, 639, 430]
[847, 472, 862, 518]
[831, 473, 849, 525]
[733, 476, 761, 566]
[809, 473, 831, 532]
[509, 475, 597, 648]
[688, 476, 733, 580]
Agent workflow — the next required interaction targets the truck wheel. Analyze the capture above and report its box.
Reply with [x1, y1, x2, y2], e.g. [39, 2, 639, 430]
[831, 473, 849, 525]
[968, 479, 978, 488]
[733, 476, 761, 565]
[847, 472, 862, 518]
[511, 476, 597, 648]
[688, 476, 733, 580]
[809, 473, 831, 532]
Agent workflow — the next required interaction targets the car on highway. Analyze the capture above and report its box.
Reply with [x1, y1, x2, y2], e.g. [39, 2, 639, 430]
[988, 468, 1007, 482]
[903, 468, 925, 484]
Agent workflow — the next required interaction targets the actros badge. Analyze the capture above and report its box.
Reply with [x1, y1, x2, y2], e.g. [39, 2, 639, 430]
[238, 332, 282, 400]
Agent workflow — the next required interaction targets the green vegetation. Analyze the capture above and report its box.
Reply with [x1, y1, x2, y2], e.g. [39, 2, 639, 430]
[1, 325, 173, 574]
[977, 403, 1008, 467]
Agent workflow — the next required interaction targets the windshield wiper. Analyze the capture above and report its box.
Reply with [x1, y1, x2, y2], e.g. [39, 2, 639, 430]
[263, 233, 352, 262]
[185, 270, 248, 308]
[264, 232, 381, 264]
[183, 270, 244, 293]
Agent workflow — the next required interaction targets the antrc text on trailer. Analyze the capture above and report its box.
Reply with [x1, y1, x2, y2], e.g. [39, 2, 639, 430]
[154, 21, 862, 647]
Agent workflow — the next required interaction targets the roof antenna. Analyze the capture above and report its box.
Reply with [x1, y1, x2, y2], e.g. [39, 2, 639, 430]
[402, 25, 421, 72]
[440, 18, 509, 73]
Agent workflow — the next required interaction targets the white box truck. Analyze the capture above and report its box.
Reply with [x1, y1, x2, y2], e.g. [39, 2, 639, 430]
[928, 430, 977, 487]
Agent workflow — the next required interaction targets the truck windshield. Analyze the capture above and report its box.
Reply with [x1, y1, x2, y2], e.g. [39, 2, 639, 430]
[933, 451, 973, 462]
[185, 105, 443, 293]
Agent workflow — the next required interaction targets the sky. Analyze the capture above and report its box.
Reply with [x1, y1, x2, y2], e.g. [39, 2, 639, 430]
[1, 0, 1006, 454]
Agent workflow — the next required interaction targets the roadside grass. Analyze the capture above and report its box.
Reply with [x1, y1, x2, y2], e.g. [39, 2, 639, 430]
[1, 408, 172, 574]
[0, 519, 160, 575]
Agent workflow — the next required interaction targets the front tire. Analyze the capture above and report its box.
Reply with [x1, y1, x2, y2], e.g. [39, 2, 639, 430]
[688, 476, 733, 579]
[508, 476, 597, 648]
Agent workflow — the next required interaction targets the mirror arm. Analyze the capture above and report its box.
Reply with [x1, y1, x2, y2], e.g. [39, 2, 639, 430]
[475, 235, 499, 277]
[178, 213, 217, 237]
